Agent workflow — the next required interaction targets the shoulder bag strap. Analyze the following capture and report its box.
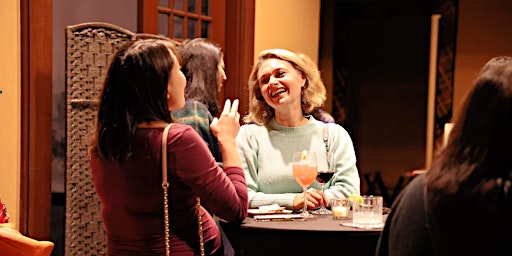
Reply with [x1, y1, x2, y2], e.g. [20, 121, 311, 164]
[323, 124, 329, 153]
[162, 124, 172, 256]
[161, 124, 204, 256]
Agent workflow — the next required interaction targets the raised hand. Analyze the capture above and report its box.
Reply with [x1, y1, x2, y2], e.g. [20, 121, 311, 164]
[211, 99, 240, 141]
[211, 99, 242, 168]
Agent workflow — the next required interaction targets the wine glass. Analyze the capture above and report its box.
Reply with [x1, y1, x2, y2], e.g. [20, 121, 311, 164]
[312, 152, 335, 215]
[292, 151, 318, 218]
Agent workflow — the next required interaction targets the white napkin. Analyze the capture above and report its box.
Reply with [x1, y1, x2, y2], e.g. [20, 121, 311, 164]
[258, 204, 285, 212]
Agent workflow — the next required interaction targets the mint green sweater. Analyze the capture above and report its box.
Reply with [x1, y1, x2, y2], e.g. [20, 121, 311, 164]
[236, 116, 360, 209]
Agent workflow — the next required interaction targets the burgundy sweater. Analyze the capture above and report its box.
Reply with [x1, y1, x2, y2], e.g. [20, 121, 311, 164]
[91, 124, 248, 255]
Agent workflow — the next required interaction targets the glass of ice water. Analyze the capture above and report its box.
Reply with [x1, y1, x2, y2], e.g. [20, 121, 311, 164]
[352, 195, 383, 229]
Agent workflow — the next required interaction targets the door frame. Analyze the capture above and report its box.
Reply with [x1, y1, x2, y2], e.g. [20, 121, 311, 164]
[224, 0, 254, 118]
[20, 0, 53, 239]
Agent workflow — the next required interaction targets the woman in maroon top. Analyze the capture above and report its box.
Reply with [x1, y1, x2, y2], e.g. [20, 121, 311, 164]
[89, 39, 247, 256]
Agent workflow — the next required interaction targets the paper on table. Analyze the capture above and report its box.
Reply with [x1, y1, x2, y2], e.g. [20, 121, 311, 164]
[254, 214, 304, 221]
[258, 204, 284, 212]
[247, 204, 291, 216]
[340, 222, 384, 229]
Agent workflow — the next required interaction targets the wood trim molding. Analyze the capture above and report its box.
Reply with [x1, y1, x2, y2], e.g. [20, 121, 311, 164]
[206, 0, 227, 104]
[20, 0, 29, 236]
[224, 0, 255, 118]
[210, 0, 227, 52]
[20, 0, 53, 240]
[137, 0, 158, 34]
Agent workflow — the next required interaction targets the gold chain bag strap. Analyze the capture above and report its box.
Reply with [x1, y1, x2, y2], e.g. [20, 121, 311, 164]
[161, 124, 205, 256]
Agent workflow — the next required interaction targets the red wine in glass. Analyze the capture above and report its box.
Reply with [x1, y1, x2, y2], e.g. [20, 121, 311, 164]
[312, 152, 335, 215]
[316, 171, 334, 183]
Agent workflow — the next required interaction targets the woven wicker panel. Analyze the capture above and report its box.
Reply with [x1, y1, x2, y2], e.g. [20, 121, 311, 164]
[65, 22, 170, 256]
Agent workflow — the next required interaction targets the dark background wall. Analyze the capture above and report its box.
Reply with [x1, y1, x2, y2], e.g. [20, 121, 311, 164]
[326, 0, 435, 197]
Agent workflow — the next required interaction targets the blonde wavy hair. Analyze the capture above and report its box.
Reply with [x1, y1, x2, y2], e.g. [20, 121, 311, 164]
[244, 49, 326, 125]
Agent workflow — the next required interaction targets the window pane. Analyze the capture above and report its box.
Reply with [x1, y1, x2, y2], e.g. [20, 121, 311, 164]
[173, 16, 183, 38]
[158, 13, 169, 37]
[174, 0, 183, 10]
[159, 0, 169, 8]
[188, 0, 196, 13]
[188, 18, 197, 39]
[202, 0, 209, 15]
[201, 21, 209, 38]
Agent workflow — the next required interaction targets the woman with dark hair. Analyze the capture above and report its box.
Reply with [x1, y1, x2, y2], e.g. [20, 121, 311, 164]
[376, 62, 512, 256]
[89, 39, 247, 256]
[171, 38, 226, 163]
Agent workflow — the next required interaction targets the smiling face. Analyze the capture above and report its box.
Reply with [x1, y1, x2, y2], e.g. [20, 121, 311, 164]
[257, 58, 306, 110]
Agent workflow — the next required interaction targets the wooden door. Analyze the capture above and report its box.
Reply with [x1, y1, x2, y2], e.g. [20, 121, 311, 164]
[138, 0, 226, 44]
[137, 0, 254, 117]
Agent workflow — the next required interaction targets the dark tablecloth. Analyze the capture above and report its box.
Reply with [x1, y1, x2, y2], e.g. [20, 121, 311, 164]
[221, 214, 385, 256]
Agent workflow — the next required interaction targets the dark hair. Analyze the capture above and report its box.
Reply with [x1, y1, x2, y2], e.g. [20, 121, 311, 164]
[427, 64, 512, 200]
[90, 39, 179, 163]
[179, 38, 223, 116]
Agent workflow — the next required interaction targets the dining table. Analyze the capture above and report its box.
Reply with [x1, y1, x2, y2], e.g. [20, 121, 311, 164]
[220, 213, 386, 256]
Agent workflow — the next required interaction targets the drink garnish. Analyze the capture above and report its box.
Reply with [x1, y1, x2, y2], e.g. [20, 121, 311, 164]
[301, 150, 308, 160]
[349, 194, 364, 204]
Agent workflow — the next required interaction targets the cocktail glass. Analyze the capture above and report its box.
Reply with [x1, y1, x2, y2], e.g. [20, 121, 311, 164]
[292, 151, 318, 218]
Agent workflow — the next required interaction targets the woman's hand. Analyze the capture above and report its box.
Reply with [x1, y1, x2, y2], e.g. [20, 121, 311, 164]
[292, 189, 328, 211]
[210, 99, 240, 141]
[211, 99, 242, 168]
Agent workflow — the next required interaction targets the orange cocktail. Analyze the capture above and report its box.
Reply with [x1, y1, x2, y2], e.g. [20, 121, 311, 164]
[292, 164, 317, 188]
[292, 151, 318, 218]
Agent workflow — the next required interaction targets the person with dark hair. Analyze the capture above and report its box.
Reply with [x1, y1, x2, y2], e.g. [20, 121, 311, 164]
[376, 62, 512, 256]
[237, 49, 360, 211]
[89, 39, 247, 256]
[312, 108, 335, 123]
[170, 38, 226, 163]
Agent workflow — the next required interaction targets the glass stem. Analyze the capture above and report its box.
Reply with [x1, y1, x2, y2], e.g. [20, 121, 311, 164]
[320, 183, 326, 209]
[302, 187, 308, 214]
